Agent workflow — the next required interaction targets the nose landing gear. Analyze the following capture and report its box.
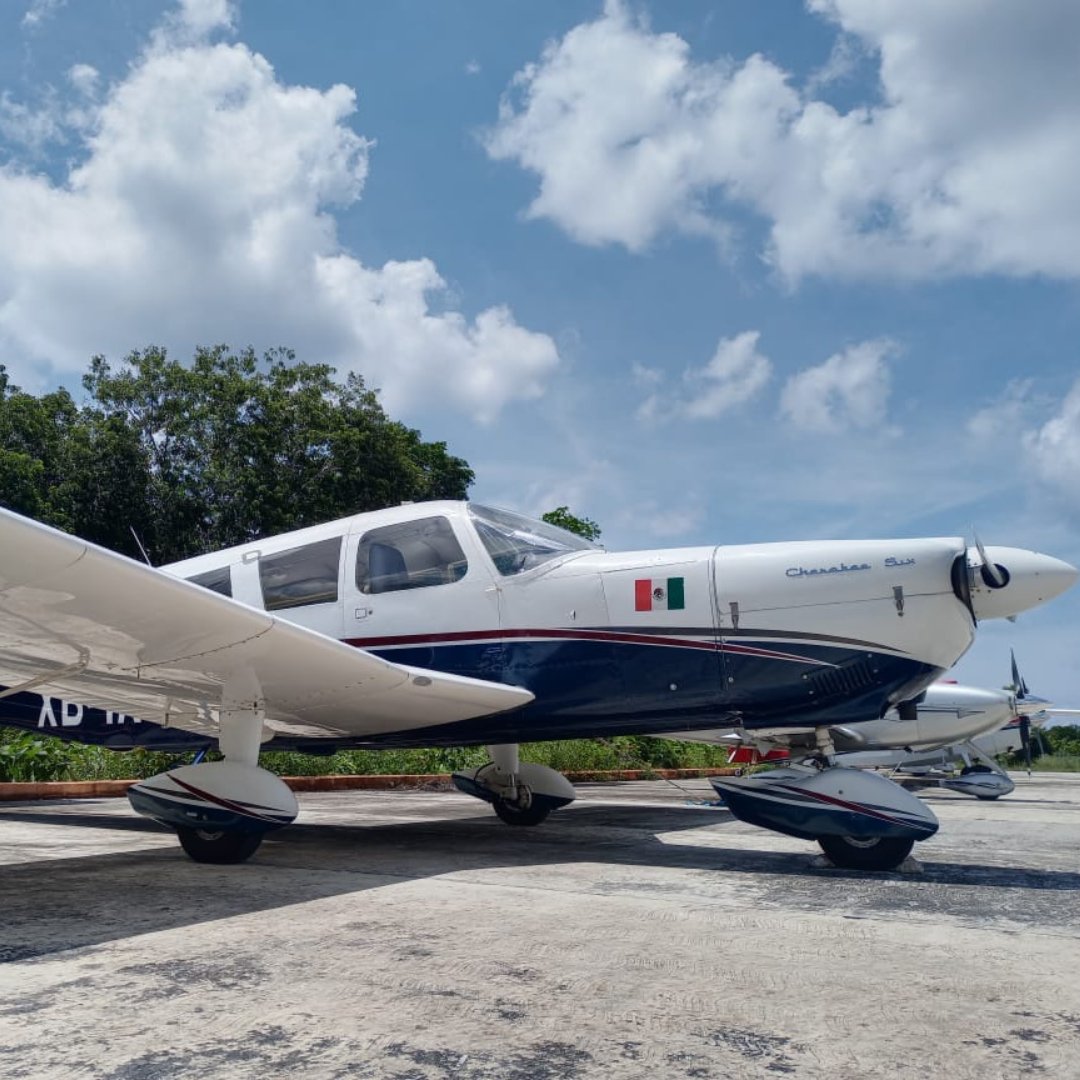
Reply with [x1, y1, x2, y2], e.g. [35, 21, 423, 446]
[452, 743, 576, 826]
[816, 834, 916, 872]
[711, 728, 939, 871]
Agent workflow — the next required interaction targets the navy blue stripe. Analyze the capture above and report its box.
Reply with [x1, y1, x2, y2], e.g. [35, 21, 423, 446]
[0, 637, 941, 751]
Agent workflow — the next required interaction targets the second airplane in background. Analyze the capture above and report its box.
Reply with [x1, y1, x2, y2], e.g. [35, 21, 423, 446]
[672, 679, 1024, 800]
[838, 653, 1077, 799]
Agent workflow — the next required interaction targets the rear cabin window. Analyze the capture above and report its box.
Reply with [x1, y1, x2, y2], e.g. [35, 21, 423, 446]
[186, 566, 233, 598]
[356, 516, 467, 595]
[259, 536, 342, 611]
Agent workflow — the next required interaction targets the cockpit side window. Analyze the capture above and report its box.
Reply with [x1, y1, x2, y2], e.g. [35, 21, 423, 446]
[356, 516, 468, 595]
[259, 536, 342, 611]
[468, 503, 595, 576]
[186, 565, 233, 597]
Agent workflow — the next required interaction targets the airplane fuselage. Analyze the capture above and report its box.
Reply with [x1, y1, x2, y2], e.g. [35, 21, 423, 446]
[0, 502, 984, 750]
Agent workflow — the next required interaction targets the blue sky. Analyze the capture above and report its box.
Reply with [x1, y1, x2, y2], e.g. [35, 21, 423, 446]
[1, 0, 1079, 707]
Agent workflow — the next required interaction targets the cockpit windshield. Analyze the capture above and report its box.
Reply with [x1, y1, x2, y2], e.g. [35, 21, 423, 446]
[468, 503, 597, 576]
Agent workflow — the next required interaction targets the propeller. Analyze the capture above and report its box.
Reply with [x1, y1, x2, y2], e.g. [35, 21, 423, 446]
[1019, 714, 1033, 774]
[1009, 650, 1048, 773]
[1010, 648, 1030, 700]
[971, 530, 1009, 589]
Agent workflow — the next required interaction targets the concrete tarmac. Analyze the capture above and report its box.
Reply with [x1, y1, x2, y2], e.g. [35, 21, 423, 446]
[1, 774, 1079, 1079]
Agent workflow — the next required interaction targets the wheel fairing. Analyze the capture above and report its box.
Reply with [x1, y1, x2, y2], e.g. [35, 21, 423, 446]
[711, 766, 938, 842]
[128, 761, 298, 834]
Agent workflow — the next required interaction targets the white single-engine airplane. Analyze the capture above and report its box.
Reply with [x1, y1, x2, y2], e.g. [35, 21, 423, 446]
[0, 501, 1074, 871]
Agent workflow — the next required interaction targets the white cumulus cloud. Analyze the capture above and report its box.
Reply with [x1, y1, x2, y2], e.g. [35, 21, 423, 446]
[1024, 379, 1080, 503]
[779, 339, 896, 434]
[157, 0, 237, 43]
[967, 379, 1038, 443]
[68, 64, 101, 98]
[637, 330, 771, 423]
[0, 89, 65, 152]
[21, 0, 65, 30]
[485, 0, 1080, 281]
[0, 2, 557, 421]
[683, 331, 772, 419]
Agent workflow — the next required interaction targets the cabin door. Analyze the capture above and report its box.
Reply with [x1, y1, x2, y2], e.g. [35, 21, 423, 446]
[342, 513, 502, 679]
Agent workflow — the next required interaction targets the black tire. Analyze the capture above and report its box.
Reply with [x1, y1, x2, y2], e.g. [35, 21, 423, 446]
[817, 834, 915, 871]
[177, 827, 264, 864]
[493, 797, 550, 827]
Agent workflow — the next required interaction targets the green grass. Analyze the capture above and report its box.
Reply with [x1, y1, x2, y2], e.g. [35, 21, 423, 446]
[6, 723, 1080, 783]
[1021, 754, 1080, 773]
[0, 732, 188, 782]
[1005, 725, 1080, 773]
[0, 729, 733, 783]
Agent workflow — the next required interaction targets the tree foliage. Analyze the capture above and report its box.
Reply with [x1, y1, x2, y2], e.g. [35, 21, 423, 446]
[0, 346, 473, 563]
[542, 505, 602, 541]
[1045, 724, 1080, 757]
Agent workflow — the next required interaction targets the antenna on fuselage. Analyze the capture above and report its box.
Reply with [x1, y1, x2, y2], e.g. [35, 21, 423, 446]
[129, 526, 153, 567]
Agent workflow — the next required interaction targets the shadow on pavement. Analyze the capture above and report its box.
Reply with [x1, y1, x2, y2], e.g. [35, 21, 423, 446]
[3, 791, 1079, 963]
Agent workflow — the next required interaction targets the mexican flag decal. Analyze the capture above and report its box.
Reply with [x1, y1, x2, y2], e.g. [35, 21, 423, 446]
[635, 577, 685, 612]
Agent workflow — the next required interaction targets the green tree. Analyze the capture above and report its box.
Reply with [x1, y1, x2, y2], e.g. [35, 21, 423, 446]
[0, 346, 474, 563]
[542, 505, 602, 541]
[1046, 725, 1080, 757]
[0, 372, 100, 530]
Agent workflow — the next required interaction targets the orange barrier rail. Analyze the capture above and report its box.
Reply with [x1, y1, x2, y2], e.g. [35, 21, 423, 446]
[0, 767, 738, 802]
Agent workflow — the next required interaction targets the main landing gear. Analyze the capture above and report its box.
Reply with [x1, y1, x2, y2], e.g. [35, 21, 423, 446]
[816, 834, 916, 872]
[894, 744, 1015, 801]
[176, 826, 266, 865]
[126, 672, 298, 864]
[942, 743, 1015, 800]
[710, 728, 939, 871]
[492, 799, 552, 827]
[452, 743, 577, 826]
[453, 734, 934, 872]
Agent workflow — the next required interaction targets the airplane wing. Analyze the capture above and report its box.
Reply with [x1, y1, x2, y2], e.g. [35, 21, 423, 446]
[0, 508, 532, 739]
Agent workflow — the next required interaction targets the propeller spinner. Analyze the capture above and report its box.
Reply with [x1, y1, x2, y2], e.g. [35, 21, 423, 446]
[964, 544, 1077, 621]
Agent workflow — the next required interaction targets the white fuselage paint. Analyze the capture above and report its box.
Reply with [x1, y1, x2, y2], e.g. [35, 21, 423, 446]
[0, 500, 1075, 745]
